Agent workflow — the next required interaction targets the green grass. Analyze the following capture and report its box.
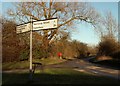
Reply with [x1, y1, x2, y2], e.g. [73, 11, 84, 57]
[2, 61, 29, 70]
[2, 57, 66, 70]
[2, 68, 119, 85]
[33, 57, 66, 65]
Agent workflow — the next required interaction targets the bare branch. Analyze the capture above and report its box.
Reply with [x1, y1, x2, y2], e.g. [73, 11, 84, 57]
[48, 0, 53, 18]
[51, 10, 57, 18]
[7, 2, 101, 46]
[58, 17, 77, 28]
[41, 2, 47, 19]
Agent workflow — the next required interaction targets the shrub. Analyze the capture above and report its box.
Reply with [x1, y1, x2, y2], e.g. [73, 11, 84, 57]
[98, 35, 120, 60]
[2, 19, 20, 62]
[19, 49, 29, 61]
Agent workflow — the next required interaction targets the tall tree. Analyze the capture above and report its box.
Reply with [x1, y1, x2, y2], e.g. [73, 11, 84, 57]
[7, 2, 100, 36]
[2, 19, 20, 62]
[95, 11, 118, 38]
[7, 1, 100, 49]
[97, 12, 119, 58]
[103, 11, 118, 38]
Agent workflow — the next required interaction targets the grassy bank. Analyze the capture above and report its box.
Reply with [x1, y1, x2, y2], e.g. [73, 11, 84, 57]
[89, 56, 120, 70]
[2, 57, 66, 70]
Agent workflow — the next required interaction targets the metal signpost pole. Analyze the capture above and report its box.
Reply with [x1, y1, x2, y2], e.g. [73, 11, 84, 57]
[29, 16, 33, 81]
[16, 17, 58, 81]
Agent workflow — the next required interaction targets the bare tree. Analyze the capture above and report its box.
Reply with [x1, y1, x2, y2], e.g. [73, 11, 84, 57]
[103, 11, 118, 38]
[95, 11, 118, 38]
[7, 1, 100, 47]
[96, 11, 119, 58]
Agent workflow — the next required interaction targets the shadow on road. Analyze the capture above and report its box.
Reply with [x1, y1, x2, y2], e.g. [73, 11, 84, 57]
[81, 56, 120, 70]
[2, 57, 120, 86]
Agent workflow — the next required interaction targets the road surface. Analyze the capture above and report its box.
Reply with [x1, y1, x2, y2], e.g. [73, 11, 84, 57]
[3, 58, 120, 80]
[45, 59, 120, 80]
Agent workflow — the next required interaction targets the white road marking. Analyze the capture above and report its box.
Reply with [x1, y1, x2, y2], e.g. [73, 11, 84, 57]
[86, 66, 101, 69]
[99, 69, 119, 74]
[74, 69, 85, 72]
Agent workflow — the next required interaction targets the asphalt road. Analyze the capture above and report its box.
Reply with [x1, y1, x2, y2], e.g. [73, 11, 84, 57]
[45, 58, 120, 80]
[3, 58, 120, 80]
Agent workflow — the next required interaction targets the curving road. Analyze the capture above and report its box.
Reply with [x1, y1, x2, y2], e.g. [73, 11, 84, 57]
[45, 58, 120, 80]
[3, 58, 120, 80]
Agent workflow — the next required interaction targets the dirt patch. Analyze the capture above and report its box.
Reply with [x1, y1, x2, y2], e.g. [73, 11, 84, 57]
[96, 56, 113, 61]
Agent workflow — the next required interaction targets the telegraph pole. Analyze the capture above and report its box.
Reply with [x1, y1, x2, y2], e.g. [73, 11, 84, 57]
[29, 16, 33, 81]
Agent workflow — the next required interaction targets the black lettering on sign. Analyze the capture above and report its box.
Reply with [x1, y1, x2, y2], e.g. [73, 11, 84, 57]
[34, 23, 42, 25]
[34, 26, 43, 29]
[43, 21, 49, 24]
[54, 24, 56, 26]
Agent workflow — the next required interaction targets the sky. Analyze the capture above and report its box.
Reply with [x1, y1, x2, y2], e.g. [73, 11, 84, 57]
[71, 2, 118, 46]
[0, 1, 118, 46]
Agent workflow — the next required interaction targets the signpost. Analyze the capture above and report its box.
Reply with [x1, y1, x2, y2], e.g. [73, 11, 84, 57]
[33, 18, 57, 30]
[16, 17, 58, 80]
[29, 16, 33, 80]
[16, 23, 31, 34]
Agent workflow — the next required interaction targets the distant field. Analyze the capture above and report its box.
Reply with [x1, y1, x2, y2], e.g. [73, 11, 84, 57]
[2, 68, 119, 85]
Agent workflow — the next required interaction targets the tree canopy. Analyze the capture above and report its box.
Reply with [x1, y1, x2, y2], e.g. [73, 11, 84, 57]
[7, 2, 100, 45]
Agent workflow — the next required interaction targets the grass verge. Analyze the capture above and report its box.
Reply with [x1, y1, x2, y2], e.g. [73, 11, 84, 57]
[2, 68, 119, 85]
[2, 57, 66, 70]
